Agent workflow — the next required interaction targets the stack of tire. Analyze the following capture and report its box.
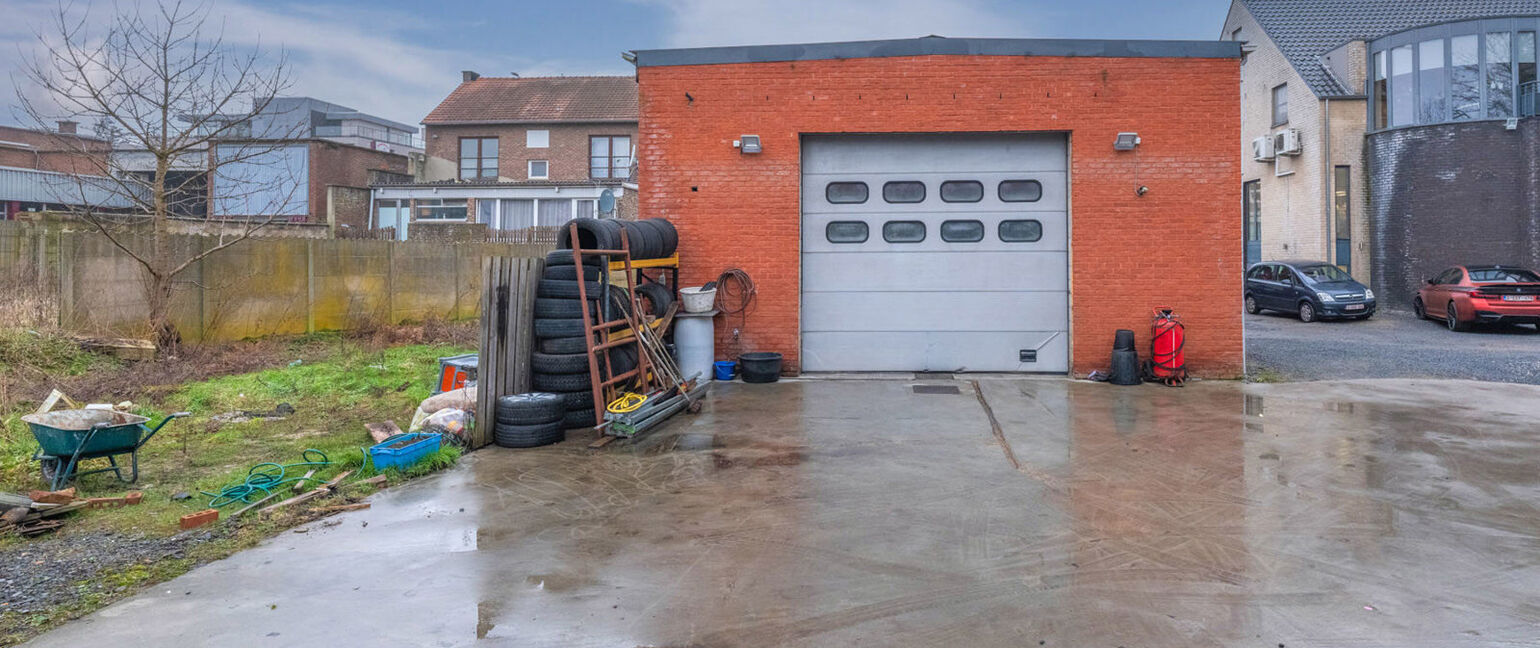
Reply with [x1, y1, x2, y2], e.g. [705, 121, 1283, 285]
[555, 217, 678, 260]
[534, 248, 640, 430]
[493, 393, 565, 448]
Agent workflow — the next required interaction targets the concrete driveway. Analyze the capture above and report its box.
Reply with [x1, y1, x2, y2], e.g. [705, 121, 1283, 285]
[23, 377, 1540, 647]
[1247, 310, 1540, 383]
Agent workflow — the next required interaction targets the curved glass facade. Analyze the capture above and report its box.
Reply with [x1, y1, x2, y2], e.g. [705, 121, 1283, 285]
[1370, 17, 1540, 130]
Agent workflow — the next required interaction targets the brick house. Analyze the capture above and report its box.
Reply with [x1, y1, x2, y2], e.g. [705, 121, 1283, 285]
[0, 121, 130, 219]
[370, 74, 638, 241]
[1224, 0, 1540, 303]
[635, 36, 1244, 377]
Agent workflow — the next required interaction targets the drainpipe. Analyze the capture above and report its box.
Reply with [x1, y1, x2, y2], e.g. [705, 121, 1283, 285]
[1321, 97, 1334, 265]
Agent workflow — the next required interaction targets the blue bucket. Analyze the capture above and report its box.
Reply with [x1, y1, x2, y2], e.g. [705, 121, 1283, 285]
[713, 360, 737, 381]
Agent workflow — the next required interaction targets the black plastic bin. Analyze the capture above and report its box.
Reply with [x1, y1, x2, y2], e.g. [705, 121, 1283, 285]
[739, 352, 783, 383]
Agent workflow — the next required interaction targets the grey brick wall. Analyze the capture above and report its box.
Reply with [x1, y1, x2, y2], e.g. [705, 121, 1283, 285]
[1368, 120, 1540, 308]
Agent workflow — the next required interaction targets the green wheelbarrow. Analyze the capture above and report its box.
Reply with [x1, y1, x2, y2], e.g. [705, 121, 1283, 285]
[20, 409, 190, 491]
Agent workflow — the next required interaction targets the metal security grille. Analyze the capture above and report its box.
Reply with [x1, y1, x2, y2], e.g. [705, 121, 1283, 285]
[800, 133, 1069, 372]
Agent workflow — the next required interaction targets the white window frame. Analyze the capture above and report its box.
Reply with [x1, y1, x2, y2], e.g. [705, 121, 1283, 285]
[526, 129, 549, 148]
[528, 160, 549, 180]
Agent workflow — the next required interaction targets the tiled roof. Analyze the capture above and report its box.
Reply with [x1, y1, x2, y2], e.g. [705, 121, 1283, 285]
[422, 76, 637, 125]
[1241, 0, 1540, 96]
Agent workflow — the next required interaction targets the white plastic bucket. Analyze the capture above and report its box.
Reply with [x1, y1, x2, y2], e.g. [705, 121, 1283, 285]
[679, 286, 717, 313]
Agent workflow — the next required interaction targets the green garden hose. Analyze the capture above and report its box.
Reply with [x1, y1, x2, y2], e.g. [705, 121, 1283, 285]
[201, 449, 332, 508]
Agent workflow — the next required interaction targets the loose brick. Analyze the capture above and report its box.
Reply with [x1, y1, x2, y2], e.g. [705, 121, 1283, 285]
[179, 508, 219, 530]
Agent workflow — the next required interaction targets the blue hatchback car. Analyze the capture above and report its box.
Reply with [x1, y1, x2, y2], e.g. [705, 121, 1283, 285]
[1244, 260, 1376, 322]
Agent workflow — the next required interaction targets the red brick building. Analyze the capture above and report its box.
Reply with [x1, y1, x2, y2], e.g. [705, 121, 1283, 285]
[371, 74, 639, 241]
[634, 37, 1244, 377]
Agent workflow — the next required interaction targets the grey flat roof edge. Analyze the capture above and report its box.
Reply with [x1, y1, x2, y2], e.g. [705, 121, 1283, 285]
[633, 37, 1242, 68]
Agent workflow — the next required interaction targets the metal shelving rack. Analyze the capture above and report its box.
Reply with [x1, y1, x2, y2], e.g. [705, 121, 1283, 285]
[565, 223, 655, 429]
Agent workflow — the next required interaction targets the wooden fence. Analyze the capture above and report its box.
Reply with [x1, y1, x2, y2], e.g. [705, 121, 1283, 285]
[472, 257, 543, 448]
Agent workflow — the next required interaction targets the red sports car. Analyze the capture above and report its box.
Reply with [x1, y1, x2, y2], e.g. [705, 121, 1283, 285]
[1414, 265, 1540, 331]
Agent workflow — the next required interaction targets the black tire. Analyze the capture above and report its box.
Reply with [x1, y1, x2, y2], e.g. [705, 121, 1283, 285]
[533, 372, 593, 392]
[1244, 294, 1259, 315]
[543, 264, 602, 281]
[608, 344, 639, 376]
[534, 298, 594, 319]
[637, 221, 663, 260]
[555, 218, 620, 252]
[540, 336, 590, 354]
[643, 218, 678, 258]
[532, 351, 592, 374]
[562, 408, 598, 430]
[635, 282, 674, 318]
[618, 220, 658, 259]
[1413, 297, 1426, 320]
[495, 393, 564, 425]
[1447, 303, 1469, 332]
[1298, 301, 1316, 323]
[537, 279, 605, 300]
[553, 389, 594, 410]
[493, 421, 565, 448]
[534, 318, 587, 339]
[544, 249, 604, 267]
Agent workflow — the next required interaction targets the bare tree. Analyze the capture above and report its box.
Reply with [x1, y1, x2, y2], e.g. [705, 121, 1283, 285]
[15, 0, 303, 351]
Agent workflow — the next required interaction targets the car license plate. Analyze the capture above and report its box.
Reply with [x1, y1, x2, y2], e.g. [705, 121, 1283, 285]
[1502, 295, 1536, 302]
[1345, 304, 1365, 311]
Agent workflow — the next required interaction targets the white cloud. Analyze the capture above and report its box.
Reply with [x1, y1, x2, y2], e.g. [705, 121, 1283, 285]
[635, 0, 1030, 48]
[2, 0, 589, 129]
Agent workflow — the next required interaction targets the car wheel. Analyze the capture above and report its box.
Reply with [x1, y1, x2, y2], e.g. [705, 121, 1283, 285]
[1413, 297, 1425, 320]
[1447, 303, 1469, 332]
[1298, 301, 1316, 323]
[1244, 295, 1259, 315]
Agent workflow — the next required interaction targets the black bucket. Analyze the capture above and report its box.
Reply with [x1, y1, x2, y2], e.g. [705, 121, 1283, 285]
[1109, 348, 1143, 385]
[739, 352, 783, 383]
[1113, 329, 1136, 351]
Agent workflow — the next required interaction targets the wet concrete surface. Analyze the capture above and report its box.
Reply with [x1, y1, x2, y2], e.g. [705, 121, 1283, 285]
[1247, 310, 1540, 384]
[22, 377, 1540, 647]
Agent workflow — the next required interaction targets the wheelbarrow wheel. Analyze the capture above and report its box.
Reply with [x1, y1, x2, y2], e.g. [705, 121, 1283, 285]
[39, 457, 64, 487]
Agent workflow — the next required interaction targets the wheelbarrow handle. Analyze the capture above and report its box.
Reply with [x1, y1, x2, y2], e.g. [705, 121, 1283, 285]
[140, 412, 191, 445]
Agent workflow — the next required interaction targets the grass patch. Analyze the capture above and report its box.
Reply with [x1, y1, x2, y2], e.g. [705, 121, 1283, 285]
[0, 333, 473, 646]
[1247, 366, 1289, 383]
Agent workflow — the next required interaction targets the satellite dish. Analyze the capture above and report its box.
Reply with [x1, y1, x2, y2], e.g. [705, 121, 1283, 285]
[599, 189, 616, 215]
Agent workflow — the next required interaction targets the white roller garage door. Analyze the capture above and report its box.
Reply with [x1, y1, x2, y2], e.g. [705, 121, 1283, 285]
[800, 133, 1069, 372]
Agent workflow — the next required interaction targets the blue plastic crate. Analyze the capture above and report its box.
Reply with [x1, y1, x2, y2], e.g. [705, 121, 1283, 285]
[370, 433, 441, 472]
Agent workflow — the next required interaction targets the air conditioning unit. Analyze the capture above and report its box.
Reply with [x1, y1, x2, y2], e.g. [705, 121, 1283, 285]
[1251, 135, 1276, 162]
[1274, 128, 1303, 156]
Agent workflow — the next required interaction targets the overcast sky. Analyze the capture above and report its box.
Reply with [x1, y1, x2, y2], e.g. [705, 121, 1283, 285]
[3, 0, 1231, 130]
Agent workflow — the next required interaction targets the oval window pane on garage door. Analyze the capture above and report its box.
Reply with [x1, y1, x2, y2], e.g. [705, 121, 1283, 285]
[825, 182, 868, 204]
[999, 180, 1043, 202]
[999, 219, 1043, 242]
[940, 219, 984, 242]
[883, 220, 926, 243]
[940, 180, 983, 203]
[883, 181, 926, 203]
[825, 221, 869, 243]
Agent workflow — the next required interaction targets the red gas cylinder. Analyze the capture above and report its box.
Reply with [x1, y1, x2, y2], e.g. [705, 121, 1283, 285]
[1149, 307, 1188, 386]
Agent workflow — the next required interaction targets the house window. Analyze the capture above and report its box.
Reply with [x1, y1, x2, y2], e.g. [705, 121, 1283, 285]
[590, 135, 631, 179]
[1373, 50, 1388, 128]
[415, 198, 468, 221]
[459, 137, 498, 179]
[526, 130, 549, 148]
[1487, 32, 1514, 118]
[1451, 34, 1480, 121]
[1333, 166, 1351, 270]
[577, 199, 598, 219]
[1389, 45, 1414, 126]
[528, 160, 549, 179]
[1271, 84, 1289, 126]
[1419, 39, 1446, 123]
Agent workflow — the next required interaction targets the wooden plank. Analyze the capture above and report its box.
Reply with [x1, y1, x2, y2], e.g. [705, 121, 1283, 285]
[258, 470, 352, 515]
[291, 468, 318, 493]
[0, 493, 33, 510]
[587, 435, 616, 450]
[226, 491, 281, 521]
[314, 502, 370, 513]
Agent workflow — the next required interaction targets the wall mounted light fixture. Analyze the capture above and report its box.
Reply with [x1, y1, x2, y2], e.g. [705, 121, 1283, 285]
[1114, 132, 1141, 151]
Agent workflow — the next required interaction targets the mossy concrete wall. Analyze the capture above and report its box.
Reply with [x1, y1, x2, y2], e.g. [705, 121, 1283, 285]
[0, 220, 547, 342]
